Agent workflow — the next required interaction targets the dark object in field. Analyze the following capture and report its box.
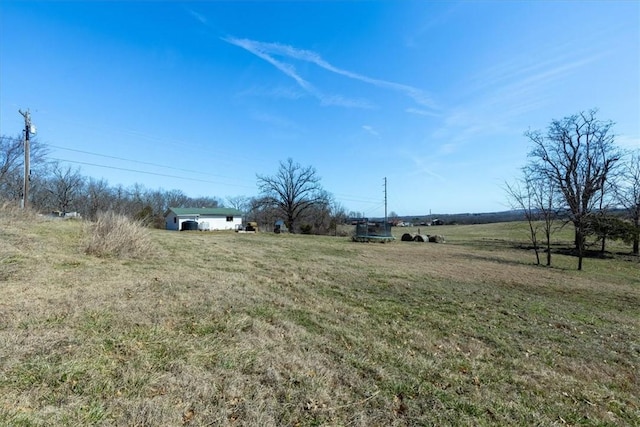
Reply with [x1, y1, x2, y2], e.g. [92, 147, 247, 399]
[429, 235, 445, 243]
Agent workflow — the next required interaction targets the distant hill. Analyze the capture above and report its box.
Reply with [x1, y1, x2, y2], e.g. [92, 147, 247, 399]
[381, 208, 629, 226]
[375, 210, 526, 226]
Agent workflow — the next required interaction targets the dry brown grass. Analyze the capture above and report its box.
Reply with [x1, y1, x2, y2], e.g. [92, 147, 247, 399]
[84, 211, 153, 258]
[1, 208, 638, 426]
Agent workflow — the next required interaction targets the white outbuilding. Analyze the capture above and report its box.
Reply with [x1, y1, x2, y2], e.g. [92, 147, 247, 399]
[164, 207, 243, 231]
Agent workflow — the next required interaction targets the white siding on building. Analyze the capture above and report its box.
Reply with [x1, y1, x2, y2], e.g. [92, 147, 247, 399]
[165, 210, 243, 231]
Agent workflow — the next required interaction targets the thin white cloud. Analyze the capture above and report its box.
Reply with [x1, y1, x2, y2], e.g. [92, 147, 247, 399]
[495, 54, 604, 104]
[230, 38, 315, 92]
[223, 36, 434, 109]
[186, 8, 207, 25]
[226, 37, 371, 108]
[465, 38, 609, 120]
[321, 95, 374, 109]
[362, 125, 380, 137]
[429, 45, 608, 150]
[237, 85, 305, 101]
[406, 108, 441, 118]
[408, 155, 446, 182]
[405, 3, 462, 48]
[474, 30, 616, 97]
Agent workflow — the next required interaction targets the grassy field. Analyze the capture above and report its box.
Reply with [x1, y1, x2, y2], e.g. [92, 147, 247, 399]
[1, 209, 638, 426]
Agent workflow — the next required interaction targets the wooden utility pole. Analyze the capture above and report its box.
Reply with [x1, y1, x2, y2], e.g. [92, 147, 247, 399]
[384, 177, 388, 235]
[18, 109, 32, 209]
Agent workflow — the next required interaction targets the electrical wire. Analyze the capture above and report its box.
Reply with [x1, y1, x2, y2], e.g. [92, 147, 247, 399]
[48, 144, 232, 179]
[49, 158, 256, 190]
[5, 136, 387, 210]
[47, 144, 384, 205]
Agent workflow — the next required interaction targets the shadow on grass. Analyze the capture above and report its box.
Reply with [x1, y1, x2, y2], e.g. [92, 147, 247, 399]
[458, 237, 638, 264]
[555, 247, 640, 263]
[452, 252, 573, 271]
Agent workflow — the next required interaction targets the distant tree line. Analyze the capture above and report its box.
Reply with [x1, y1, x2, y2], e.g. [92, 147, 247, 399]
[506, 109, 640, 270]
[0, 136, 349, 234]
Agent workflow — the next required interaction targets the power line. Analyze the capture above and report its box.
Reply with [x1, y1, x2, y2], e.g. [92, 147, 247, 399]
[48, 144, 385, 204]
[48, 144, 229, 178]
[331, 194, 384, 204]
[54, 156, 379, 210]
[3, 135, 255, 187]
[49, 158, 256, 190]
[5, 137, 256, 183]
[5, 136, 388, 209]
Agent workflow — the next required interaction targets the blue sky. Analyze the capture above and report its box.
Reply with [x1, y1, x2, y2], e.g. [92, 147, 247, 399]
[1, 1, 638, 216]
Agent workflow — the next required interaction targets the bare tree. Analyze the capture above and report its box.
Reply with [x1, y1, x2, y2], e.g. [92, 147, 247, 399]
[592, 175, 619, 254]
[617, 150, 640, 255]
[506, 167, 558, 266]
[141, 188, 168, 223]
[225, 195, 250, 212]
[535, 177, 559, 267]
[83, 178, 113, 221]
[526, 109, 621, 270]
[166, 189, 190, 209]
[0, 135, 24, 188]
[298, 190, 334, 234]
[247, 196, 279, 231]
[26, 168, 54, 212]
[47, 163, 86, 214]
[506, 177, 542, 265]
[256, 158, 326, 233]
[0, 134, 48, 202]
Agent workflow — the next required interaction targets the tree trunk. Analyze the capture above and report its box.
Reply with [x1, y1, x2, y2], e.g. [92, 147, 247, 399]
[528, 222, 540, 265]
[286, 215, 295, 233]
[545, 231, 552, 266]
[634, 219, 639, 256]
[576, 228, 585, 271]
[546, 247, 551, 266]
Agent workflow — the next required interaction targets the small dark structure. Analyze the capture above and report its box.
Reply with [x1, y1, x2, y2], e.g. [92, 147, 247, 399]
[353, 219, 394, 243]
[274, 219, 287, 233]
[181, 220, 199, 231]
[401, 233, 415, 241]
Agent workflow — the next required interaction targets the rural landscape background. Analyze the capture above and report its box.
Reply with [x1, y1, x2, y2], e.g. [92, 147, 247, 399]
[2, 1, 639, 425]
[0, 203, 638, 425]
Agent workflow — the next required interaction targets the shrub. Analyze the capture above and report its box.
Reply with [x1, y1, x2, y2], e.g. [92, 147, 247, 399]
[0, 200, 38, 223]
[85, 211, 152, 258]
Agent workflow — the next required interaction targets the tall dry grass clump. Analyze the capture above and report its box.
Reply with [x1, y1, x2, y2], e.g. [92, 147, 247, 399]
[85, 211, 153, 258]
[0, 200, 38, 223]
